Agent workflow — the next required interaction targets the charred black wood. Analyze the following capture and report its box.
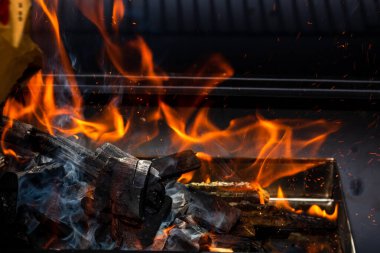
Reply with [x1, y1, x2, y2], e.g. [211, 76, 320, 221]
[209, 234, 264, 252]
[95, 142, 134, 162]
[162, 218, 210, 252]
[165, 182, 241, 233]
[186, 188, 241, 233]
[0, 116, 102, 182]
[187, 181, 270, 207]
[113, 196, 173, 249]
[151, 150, 201, 180]
[242, 205, 336, 236]
[94, 156, 164, 222]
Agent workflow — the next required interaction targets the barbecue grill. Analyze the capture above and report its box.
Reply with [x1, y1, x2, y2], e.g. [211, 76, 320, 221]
[1, 0, 380, 252]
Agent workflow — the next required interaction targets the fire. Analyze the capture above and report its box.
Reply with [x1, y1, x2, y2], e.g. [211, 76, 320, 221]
[208, 247, 233, 252]
[275, 186, 302, 214]
[177, 171, 196, 184]
[112, 0, 125, 32]
[1, 71, 131, 149]
[74, 0, 167, 84]
[308, 204, 339, 221]
[159, 100, 339, 187]
[275, 186, 338, 221]
[2, 0, 339, 211]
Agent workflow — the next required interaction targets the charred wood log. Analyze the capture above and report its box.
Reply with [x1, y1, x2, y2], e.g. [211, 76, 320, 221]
[110, 196, 173, 249]
[151, 150, 201, 180]
[0, 117, 201, 183]
[242, 205, 336, 235]
[165, 182, 241, 234]
[0, 116, 102, 182]
[187, 181, 270, 208]
[162, 217, 210, 252]
[209, 234, 264, 252]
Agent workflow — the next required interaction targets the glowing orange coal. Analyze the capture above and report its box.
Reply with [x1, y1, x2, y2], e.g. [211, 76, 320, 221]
[208, 247, 233, 252]
[275, 186, 339, 221]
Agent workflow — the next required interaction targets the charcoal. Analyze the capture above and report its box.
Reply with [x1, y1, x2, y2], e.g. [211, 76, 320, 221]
[0, 116, 103, 182]
[95, 142, 134, 162]
[165, 182, 241, 233]
[163, 218, 209, 252]
[151, 150, 201, 180]
[111, 196, 173, 249]
[94, 156, 165, 222]
[209, 234, 264, 252]
[187, 181, 270, 207]
[186, 189, 241, 233]
[242, 205, 336, 235]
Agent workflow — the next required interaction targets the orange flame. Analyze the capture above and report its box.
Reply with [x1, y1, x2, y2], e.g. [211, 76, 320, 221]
[2, 0, 339, 199]
[308, 204, 339, 221]
[112, 0, 125, 32]
[35, 0, 82, 112]
[2, 72, 130, 146]
[177, 171, 196, 184]
[275, 186, 338, 221]
[75, 0, 166, 84]
[208, 247, 234, 252]
[275, 186, 303, 214]
[159, 100, 339, 187]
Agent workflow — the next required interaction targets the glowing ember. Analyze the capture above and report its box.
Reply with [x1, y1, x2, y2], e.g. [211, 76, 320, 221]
[208, 246, 234, 252]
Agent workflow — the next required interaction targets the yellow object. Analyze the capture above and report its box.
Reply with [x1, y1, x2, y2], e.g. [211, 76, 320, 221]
[0, 0, 41, 103]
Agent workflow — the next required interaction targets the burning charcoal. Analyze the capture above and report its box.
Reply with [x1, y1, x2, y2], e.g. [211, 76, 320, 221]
[186, 188, 241, 233]
[209, 234, 264, 252]
[95, 142, 134, 162]
[187, 181, 270, 207]
[242, 205, 336, 235]
[96, 143, 201, 181]
[110, 196, 172, 249]
[163, 218, 210, 252]
[151, 150, 201, 180]
[94, 156, 165, 222]
[0, 116, 104, 181]
[97, 157, 151, 221]
[165, 182, 241, 233]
